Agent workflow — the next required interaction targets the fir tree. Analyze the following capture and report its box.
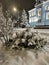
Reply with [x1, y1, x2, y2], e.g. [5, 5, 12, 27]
[21, 9, 28, 26]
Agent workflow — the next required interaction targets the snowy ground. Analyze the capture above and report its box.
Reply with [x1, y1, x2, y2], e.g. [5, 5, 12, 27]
[0, 28, 49, 65]
[34, 29, 49, 42]
[0, 46, 49, 65]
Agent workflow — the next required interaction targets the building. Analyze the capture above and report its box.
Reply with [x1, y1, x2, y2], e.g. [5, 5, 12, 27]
[28, 0, 49, 27]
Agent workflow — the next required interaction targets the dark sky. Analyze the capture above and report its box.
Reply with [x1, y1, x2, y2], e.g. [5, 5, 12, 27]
[0, 0, 36, 12]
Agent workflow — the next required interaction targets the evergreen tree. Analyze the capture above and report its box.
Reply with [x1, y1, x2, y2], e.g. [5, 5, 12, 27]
[21, 9, 28, 26]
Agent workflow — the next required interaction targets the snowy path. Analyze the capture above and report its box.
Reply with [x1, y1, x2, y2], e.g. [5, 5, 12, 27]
[0, 45, 49, 65]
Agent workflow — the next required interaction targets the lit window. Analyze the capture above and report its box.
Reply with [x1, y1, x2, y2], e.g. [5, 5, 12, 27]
[29, 18, 32, 23]
[37, 8, 41, 17]
[38, 11, 41, 16]
[29, 13, 32, 17]
[32, 11, 36, 16]
[31, 17, 38, 22]
[32, 12, 34, 16]
[46, 12, 49, 20]
[46, 5, 49, 10]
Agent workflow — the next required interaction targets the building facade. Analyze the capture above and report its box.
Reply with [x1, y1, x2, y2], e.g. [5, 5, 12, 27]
[28, 1, 49, 27]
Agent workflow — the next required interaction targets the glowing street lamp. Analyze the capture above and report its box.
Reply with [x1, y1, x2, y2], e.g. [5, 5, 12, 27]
[13, 7, 17, 13]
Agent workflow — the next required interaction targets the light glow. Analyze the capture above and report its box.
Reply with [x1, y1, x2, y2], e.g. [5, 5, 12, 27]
[13, 7, 17, 12]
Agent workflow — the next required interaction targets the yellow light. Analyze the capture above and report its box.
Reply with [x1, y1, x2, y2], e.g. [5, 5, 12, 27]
[13, 7, 17, 12]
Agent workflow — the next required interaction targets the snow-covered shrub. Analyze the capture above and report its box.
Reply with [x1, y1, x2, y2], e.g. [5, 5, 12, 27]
[11, 28, 47, 51]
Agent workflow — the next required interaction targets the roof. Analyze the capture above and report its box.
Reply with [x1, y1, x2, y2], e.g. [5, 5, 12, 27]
[28, 0, 49, 13]
[28, 8, 36, 13]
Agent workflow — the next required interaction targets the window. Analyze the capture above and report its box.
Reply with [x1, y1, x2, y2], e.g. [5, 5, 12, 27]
[32, 12, 34, 16]
[29, 12, 32, 17]
[37, 8, 41, 17]
[45, 5, 49, 10]
[31, 17, 38, 22]
[32, 11, 36, 16]
[46, 12, 49, 20]
[29, 18, 32, 23]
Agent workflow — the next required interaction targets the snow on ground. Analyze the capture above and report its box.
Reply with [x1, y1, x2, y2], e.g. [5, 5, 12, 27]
[0, 28, 49, 65]
[0, 47, 49, 65]
[34, 29, 49, 42]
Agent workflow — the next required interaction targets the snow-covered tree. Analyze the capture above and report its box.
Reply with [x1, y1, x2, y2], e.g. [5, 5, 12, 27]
[21, 9, 28, 25]
[35, 0, 47, 5]
[0, 4, 13, 46]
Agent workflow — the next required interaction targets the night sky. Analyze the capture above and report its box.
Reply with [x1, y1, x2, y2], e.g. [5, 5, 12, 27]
[0, 0, 36, 12]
